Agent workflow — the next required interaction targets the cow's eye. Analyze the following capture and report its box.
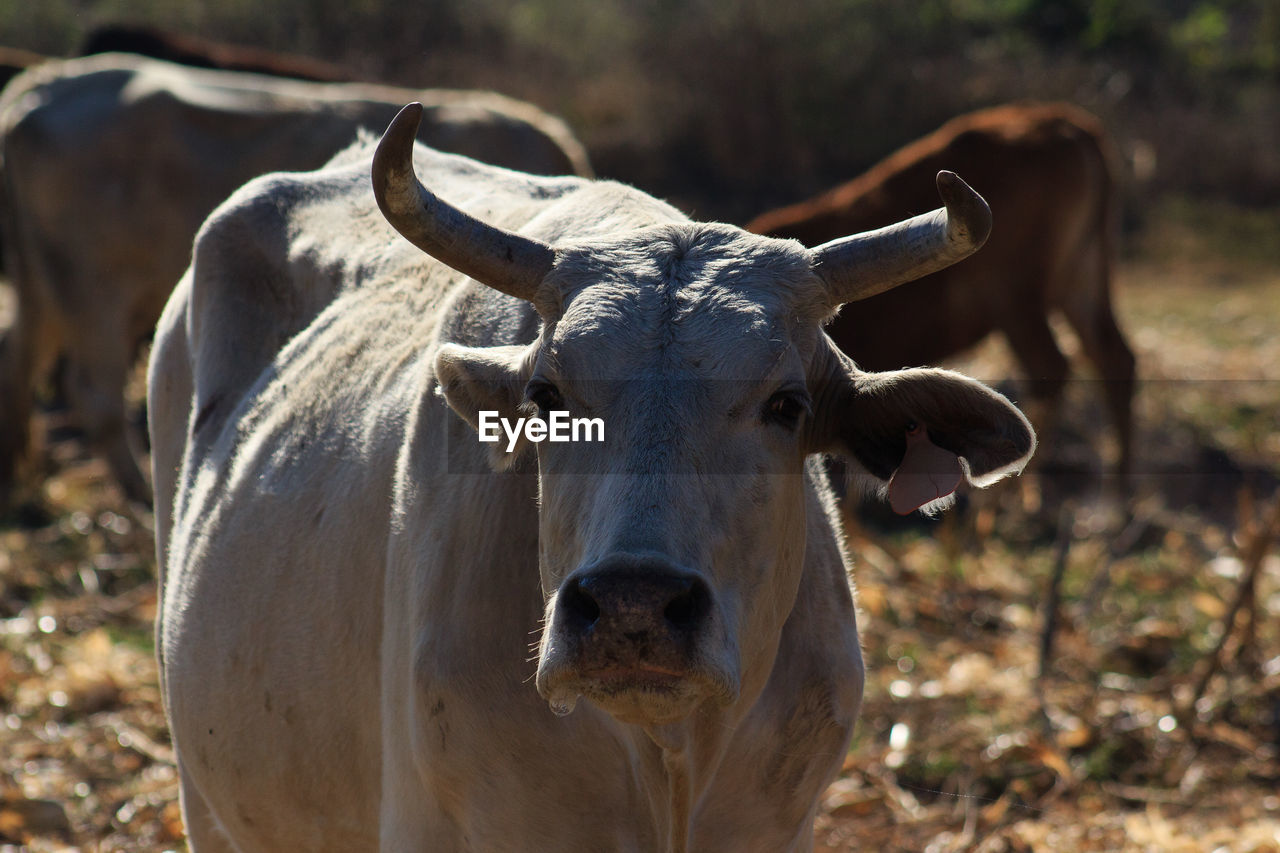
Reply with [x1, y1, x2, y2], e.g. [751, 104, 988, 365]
[525, 380, 564, 412]
[763, 389, 811, 430]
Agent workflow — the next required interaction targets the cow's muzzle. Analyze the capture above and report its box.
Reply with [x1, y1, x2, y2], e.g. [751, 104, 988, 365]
[536, 556, 739, 725]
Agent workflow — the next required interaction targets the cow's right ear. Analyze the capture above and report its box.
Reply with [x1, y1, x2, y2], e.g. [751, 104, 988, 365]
[435, 344, 532, 468]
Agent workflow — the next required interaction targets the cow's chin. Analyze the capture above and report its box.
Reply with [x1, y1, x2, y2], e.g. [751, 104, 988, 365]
[538, 666, 736, 727]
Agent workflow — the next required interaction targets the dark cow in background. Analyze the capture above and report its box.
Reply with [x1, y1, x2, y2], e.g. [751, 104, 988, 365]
[0, 52, 591, 507]
[0, 47, 47, 300]
[0, 46, 45, 90]
[749, 102, 1136, 481]
[78, 23, 351, 82]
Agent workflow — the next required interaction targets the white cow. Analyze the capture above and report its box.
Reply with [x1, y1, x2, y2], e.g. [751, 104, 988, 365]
[0, 52, 590, 507]
[150, 103, 1034, 851]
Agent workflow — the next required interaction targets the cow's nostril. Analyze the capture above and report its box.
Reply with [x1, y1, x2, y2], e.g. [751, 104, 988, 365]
[560, 577, 600, 628]
[563, 566, 712, 644]
[663, 579, 709, 632]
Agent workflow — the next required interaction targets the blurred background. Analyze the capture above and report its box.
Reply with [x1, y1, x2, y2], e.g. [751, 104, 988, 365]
[4, 0, 1280, 219]
[0, 1, 1277, 850]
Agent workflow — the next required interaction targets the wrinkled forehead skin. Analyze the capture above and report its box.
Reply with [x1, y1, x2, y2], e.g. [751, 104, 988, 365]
[540, 222, 831, 381]
[529, 223, 833, 592]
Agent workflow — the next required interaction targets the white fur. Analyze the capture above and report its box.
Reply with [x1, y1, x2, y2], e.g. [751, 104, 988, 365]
[151, 137, 1031, 851]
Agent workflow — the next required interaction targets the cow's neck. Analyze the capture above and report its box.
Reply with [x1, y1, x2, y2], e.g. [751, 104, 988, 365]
[618, 590, 796, 850]
[660, 745, 692, 853]
[638, 722, 696, 853]
[638, 694, 759, 852]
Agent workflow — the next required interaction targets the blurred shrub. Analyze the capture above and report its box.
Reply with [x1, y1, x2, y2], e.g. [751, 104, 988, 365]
[1, 0, 1276, 219]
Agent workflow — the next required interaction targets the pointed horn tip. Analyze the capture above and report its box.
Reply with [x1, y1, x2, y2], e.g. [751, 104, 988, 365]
[389, 101, 425, 136]
[373, 102, 426, 211]
[378, 102, 424, 158]
[935, 170, 993, 247]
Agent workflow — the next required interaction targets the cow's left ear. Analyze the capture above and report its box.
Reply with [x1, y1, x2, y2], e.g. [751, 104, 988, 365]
[821, 364, 1036, 515]
[435, 343, 532, 469]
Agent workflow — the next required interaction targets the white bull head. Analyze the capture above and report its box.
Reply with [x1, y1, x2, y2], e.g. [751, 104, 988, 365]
[373, 103, 1034, 729]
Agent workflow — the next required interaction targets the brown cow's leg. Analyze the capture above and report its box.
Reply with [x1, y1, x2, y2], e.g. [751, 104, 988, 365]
[999, 311, 1070, 513]
[1001, 309, 1070, 429]
[1056, 231, 1136, 486]
[1062, 297, 1136, 486]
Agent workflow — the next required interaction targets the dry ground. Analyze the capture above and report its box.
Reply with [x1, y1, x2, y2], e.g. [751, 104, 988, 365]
[0, 203, 1278, 851]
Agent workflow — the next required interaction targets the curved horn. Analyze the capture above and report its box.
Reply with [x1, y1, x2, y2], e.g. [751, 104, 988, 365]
[811, 171, 992, 305]
[372, 102, 555, 303]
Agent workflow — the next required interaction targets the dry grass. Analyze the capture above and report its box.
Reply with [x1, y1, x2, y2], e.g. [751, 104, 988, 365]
[0, 464, 178, 851]
[1, 204, 1278, 851]
[815, 205, 1280, 851]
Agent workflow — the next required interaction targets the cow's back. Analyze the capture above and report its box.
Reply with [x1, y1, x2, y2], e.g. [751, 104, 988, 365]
[161, 141, 595, 557]
[152, 143, 634, 848]
[0, 53, 591, 307]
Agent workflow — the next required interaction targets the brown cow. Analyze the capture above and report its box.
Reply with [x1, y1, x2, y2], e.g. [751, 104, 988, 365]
[749, 102, 1136, 480]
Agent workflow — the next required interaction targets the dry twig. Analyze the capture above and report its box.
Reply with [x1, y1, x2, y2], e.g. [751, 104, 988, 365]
[1176, 488, 1280, 731]
[1035, 501, 1075, 736]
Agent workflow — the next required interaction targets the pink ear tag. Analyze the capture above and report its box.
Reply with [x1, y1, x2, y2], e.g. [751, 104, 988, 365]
[887, 424, 964, 515]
